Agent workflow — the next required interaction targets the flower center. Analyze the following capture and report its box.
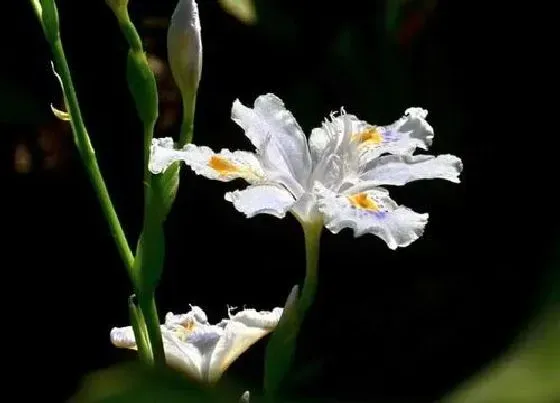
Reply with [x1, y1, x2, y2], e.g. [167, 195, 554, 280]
[172, 318, 197, 341]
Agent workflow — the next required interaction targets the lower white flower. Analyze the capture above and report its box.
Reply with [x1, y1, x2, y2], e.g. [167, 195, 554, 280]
[110, 305, 283, 382]
[149, 93, 462, 249]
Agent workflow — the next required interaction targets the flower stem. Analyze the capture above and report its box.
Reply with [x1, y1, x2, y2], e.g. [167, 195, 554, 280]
[298, 221, 323, 315]
[179, 90, 196, 146]
[48, 33, 155, 361]
[110, 7, 166, 366]
[50, 39, 136, 279]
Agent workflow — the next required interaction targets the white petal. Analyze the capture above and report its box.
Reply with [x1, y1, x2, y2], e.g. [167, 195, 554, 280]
[151, 140, 266, 184]
[315, 183, 428, 249]
[148, 137, 184, 174]
[353, 107, 434, 162]
[227, 307, 284, 328]
[109, 324, 205, 380]
[165, 306, 208, 326]
[160, 330, 205, 380]
[207, 307, 283, 382]
[231, 93, 311, 187]
[163, 306, 224, 381]
[256, 133, 306, 197]
[110, 326, 137, 349]
[309, 111, 363, 162]
[359, 154, 463, 186]
[224, 183, 295, 218]
[309, 126, 331, 164]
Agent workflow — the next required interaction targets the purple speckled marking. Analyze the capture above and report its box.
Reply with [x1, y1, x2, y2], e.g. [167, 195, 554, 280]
[357, 208, 388, 219]
[187, 328, 222, 347]
[374, 211, 388, 219]
[380, 127, 398, 142]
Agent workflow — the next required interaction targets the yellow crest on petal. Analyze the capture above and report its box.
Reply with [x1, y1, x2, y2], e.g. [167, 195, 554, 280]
[353, 127, 383, 145]
[209, 155, 240, 174]
[348, 192, 380, 211]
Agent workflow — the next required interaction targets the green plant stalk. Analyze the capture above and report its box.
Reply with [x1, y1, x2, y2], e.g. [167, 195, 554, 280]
[34, 0, 152, 362]
[179, 89, 196, 146]
[50, 39, 136, 279]
[117, 10, 143, 52]
[114, 9, 166, 365]
[298, 221, 322, 315]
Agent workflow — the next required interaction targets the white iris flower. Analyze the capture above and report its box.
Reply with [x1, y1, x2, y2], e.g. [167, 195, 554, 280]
[110, 305, 283, 382]
[149, 93, 462, 249]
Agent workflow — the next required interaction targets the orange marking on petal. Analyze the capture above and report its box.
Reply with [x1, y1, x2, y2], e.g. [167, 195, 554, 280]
[209, 155, 239, 174]
[353, 127, 383, 145]
[348, 192, 379, 211]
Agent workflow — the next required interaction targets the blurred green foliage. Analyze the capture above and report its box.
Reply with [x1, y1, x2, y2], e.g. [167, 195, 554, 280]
[70, 361, 353, 403]
[443, 309, 560, 403]
[444, 252, 560, 403]
[70, 362, 232, 403]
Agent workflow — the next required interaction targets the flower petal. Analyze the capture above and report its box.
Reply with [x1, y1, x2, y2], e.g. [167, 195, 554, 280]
[110, 326, 137, 349]
[227, 307, 284, 328]
[164, 307, 224, 381]
[160, 330, 205, 380]
[353, 107, 434, 162]
[165, 306, 208, 326]
[309, 110, 362, 164]
[358, 154, 463, 186]
[150, 139, 266, 184]
[231, 93, 311, 187]
[109, 325, 205, 380]
[315, 183, 428, 249]
[224, 183, 295, 218]
[148, 137, 183, 174]
[207, 307, 283, 382]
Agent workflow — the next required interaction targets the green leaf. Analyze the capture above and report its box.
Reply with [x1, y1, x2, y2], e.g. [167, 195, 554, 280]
[264, 285, 300, 397]
[133, 166, 179, 293]
[218, 0, 257, 25]
[151, 162, 181, 221]
[128, 295, 152, 363]
[126, 50, 158, 126]
[133, 224, 164, 294]
[39, 0, 60, 43]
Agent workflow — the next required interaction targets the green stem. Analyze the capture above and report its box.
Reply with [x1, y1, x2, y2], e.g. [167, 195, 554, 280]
[298, 221, 323, 315]
[179, 92, 196, 146]
[112, 7, 166, 365]
[138, 292, 166, 365]
[118, 10, 143, 52]
[50, 39, 135, 278]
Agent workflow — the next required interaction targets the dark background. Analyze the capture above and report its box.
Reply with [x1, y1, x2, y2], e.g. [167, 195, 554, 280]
[2, 0, 557, 402]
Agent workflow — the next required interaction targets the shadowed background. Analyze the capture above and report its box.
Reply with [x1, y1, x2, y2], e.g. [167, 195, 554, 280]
[2, 0, 557, 402]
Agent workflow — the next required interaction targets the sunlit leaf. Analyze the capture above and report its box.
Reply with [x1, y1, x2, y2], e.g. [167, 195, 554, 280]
[218, 0, 257, 25]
